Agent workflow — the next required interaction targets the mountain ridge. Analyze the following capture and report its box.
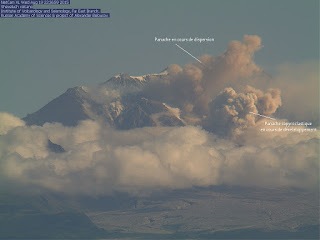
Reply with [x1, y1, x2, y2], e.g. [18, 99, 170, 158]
[23, 71, 184, 130]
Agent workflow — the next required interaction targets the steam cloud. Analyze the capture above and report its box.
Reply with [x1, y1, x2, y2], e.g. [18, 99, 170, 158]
[0, 35, 318, 195]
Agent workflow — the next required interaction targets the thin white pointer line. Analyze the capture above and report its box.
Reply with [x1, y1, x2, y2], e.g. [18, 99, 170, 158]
[249, 112, 276, 120]
[175, 44, 202, 63]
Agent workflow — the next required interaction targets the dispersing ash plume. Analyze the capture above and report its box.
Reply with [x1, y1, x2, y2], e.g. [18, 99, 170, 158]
[143, 35, 263, 119]
[271, 61, 319, 125]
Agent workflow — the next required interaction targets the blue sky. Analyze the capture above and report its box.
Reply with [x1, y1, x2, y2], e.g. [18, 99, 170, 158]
[0, 0, 319, 117]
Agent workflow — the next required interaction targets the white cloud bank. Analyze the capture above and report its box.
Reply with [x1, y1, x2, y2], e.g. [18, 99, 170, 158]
[0, 116, 318, 195]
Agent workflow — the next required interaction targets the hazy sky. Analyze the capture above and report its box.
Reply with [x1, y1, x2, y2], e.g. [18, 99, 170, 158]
[0, 0, 319, 117]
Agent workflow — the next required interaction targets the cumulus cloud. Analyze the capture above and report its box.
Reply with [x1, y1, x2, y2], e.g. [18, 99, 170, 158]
[0, 112, 25, 135]
[0, 115, 318, 196]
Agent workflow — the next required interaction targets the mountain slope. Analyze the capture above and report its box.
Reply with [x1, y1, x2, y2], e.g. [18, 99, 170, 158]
[24, 87, 92, 127]
[23, 72, 184, 129]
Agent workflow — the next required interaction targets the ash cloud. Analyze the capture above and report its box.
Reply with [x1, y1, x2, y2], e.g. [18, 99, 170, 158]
[143, 35, 263, 118]
[207, 86, 281, 138]
[0, 35, 319, 196]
